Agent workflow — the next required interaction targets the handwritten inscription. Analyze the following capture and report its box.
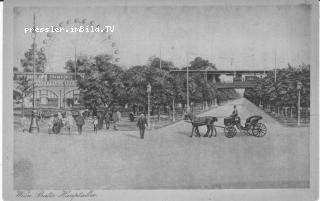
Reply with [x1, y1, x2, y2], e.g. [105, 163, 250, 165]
[16, 190, 96, 201]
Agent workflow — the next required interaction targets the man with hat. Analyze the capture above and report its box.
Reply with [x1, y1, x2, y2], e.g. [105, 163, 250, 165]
[75, 111, 85, 135]
[136, 113, 148, 139]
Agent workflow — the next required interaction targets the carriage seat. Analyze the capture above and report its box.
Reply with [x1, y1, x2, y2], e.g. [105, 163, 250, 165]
[224, 116, 235, 126]
[245, 116, 262, 125]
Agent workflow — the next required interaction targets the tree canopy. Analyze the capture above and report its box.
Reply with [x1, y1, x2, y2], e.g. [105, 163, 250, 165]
[75, 55, 240, 113]
[244, 64, 310, 108]
[77, 54, 126, 113]
[20, 44, 47, 72]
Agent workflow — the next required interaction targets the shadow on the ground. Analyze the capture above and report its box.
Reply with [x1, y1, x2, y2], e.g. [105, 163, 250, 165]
[175, 130, 191, 137]
[121, 132, 141, 139]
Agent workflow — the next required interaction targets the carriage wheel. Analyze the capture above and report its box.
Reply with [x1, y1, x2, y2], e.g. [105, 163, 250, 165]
[224, 126, 237, 138]
[252, 123, 267, 137]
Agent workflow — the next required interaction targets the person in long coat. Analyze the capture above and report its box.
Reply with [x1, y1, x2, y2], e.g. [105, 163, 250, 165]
[75, 112, 85, 135]
[136, 114, 148, 139]
[112, 111, 119, 130]
[97, 111, 104, 130]
[104, 111, 111, 130]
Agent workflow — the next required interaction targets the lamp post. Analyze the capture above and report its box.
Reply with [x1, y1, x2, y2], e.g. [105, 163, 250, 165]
[186, 65, 190, 113]
[147, 83, 151, 129]
[297, 81, 302, 126]
[29, 13, 39, 133]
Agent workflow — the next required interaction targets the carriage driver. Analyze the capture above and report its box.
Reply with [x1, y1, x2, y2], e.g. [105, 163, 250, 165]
[231, 105, 238, 118]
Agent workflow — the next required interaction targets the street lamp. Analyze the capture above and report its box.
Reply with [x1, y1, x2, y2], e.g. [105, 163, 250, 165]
[186, 65, 190, 113]
[147, 83, 151, 129]
[297, 81, 303, 126]
[29, 13, 39, 133]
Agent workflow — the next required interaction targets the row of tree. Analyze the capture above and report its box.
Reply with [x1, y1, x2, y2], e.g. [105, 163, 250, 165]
[65, 54, 240, 114]
[244, 64, 310, 109]
[14, 45, 240, 115]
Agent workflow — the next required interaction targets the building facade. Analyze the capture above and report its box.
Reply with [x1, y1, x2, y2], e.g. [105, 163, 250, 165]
[14, 72, 84, 109]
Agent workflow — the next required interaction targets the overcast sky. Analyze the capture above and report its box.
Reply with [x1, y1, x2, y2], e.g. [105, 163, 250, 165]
[14, 4, 311, 72]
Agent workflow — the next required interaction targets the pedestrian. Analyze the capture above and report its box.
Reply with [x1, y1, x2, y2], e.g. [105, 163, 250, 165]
[112, 111, 119, 130]
[93, 116, 98, 134]
[137, 114, 148, 139]
[75, 112, 85, 135]
[129, 111, 135, 122]
[117, 110, 121, 122]
[48, 114, 54, 134]
[52, 113, 62, 134]
[104, 112, 110, 130]
[65, 111, 74, 135]
[97, 112, 104, 130]
[20, 116, 29, 133]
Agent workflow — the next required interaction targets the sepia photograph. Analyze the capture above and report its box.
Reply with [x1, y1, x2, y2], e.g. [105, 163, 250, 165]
[3, 0, 318, 200]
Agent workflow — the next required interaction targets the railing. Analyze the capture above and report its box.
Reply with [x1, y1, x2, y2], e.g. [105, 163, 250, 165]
[13, 72, 85, 81]
[34, 80, 78, 86]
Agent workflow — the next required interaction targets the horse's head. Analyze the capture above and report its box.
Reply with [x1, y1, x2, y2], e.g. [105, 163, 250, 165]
[213, 117, 218, 122]
[183, 112, 194, 121]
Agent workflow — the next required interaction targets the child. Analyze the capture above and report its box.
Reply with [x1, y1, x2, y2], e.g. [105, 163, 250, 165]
[48, 114, 54, 134]
[65, 111, 74, 135]
[93, 116, 98, 134]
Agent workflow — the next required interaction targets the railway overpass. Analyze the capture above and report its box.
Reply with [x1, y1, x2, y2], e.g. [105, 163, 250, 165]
[170, 69, 271, 89]
[169, 69, 269, 75]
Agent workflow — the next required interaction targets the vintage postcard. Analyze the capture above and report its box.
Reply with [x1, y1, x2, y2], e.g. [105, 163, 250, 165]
[3, 0, 319, 200]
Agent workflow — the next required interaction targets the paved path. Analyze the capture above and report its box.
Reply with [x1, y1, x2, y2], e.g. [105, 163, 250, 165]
[14, 98, 309, 189]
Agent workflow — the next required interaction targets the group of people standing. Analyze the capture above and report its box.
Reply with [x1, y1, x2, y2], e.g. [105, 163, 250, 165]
[46, 110, 122, 135]
[47, 111, 74, 134]
[20, 109, 149, 139]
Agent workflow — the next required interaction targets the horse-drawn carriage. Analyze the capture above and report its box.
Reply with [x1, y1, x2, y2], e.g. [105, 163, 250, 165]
[223, 115, 267, 138]
[184, 112, 267, 138]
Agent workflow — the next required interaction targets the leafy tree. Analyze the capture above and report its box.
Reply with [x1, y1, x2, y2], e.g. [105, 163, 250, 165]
[148, 56, 175, 71]
[123, 59, 176, 116]
[77, 54, 126, 114]
[189, 57, 216, 70]
[146, 66, 175, 116]
[122, 65, 149, 111]
[64, 55, 95, 74]
[14, 76, 33, 117]
[20, 44, 47, 72]
[244, 64, 310, 109]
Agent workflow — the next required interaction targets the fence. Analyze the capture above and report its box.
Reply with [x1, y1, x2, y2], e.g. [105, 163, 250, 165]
[259, 104, 310, 126]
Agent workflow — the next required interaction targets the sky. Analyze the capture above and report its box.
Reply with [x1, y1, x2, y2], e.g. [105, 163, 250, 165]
[14, 4, 311, 72]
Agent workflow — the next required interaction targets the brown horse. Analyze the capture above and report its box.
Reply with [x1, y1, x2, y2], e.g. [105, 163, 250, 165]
[183, 112, 218, 138]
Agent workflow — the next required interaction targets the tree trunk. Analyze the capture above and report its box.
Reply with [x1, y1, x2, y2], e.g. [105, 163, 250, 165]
[172, 99, 175, 121]
[21, 101, 24, 118]
[305, 108, 307, 123]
